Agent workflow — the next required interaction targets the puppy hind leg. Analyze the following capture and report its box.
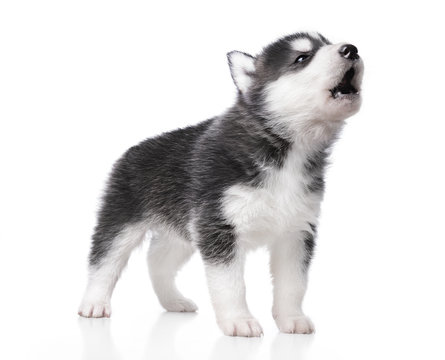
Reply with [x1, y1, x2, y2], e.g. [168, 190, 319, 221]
[78, 222, 147, 318]
[147, 231, 197, 312]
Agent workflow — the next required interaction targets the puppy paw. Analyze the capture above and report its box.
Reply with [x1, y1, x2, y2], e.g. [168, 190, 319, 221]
[162, 297, 198, 312]
[218, 317, 263, 337]
[78, 301, 111, 318]
[274, 315, 314, 334]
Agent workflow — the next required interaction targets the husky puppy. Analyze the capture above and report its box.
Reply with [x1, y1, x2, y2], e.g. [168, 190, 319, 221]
[78, 32, 364, 337]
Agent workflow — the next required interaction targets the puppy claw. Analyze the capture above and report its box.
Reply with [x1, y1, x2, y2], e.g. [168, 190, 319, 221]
[218, 318, 263, 337]
[162, 297, 198, 312]
[275, 315, 314, 334]
[78, 302, 111, 318]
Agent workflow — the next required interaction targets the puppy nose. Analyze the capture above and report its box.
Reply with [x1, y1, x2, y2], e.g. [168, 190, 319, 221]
[339, 44, 359, 60]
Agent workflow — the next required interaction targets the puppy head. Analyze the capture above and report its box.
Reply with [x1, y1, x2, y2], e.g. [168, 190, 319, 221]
[228, 32, 364, 140]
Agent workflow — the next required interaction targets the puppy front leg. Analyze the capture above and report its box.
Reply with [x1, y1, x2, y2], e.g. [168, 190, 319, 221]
[269, 231, 315, 334]
[203, 252, 263, 337]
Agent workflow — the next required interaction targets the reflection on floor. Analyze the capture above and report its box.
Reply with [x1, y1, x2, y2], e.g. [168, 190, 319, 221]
[78, 312, 314, 360]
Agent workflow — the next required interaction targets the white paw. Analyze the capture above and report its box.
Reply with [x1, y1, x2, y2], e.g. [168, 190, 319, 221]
[274, 315, 315, 334]
[218, 317, 263, 337]
[78, 301, 111, 318]
[161, 297, 198, 312]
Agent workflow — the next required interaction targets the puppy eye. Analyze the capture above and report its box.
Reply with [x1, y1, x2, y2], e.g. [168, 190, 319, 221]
[295, 54, 310, 63]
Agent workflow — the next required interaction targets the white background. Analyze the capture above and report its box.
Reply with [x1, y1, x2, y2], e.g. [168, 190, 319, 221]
[1, 1, 444, 359]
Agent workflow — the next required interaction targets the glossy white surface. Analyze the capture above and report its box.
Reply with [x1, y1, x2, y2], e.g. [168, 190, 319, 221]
[1, 0, 445, 359]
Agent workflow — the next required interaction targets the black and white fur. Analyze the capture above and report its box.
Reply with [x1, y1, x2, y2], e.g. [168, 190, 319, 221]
[78, 32, 364, 337]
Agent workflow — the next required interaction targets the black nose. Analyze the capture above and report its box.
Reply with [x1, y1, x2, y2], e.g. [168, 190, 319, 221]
[339, 44, 359, 60]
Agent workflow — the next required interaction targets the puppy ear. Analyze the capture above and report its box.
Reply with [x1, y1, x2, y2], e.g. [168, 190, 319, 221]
[227, 51, 256, 94]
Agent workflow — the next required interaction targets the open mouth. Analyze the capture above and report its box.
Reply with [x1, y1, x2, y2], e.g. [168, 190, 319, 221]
[330, 67, 359, 99]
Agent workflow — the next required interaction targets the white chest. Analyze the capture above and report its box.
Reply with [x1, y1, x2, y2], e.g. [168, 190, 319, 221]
[222, 149, 323, 247]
